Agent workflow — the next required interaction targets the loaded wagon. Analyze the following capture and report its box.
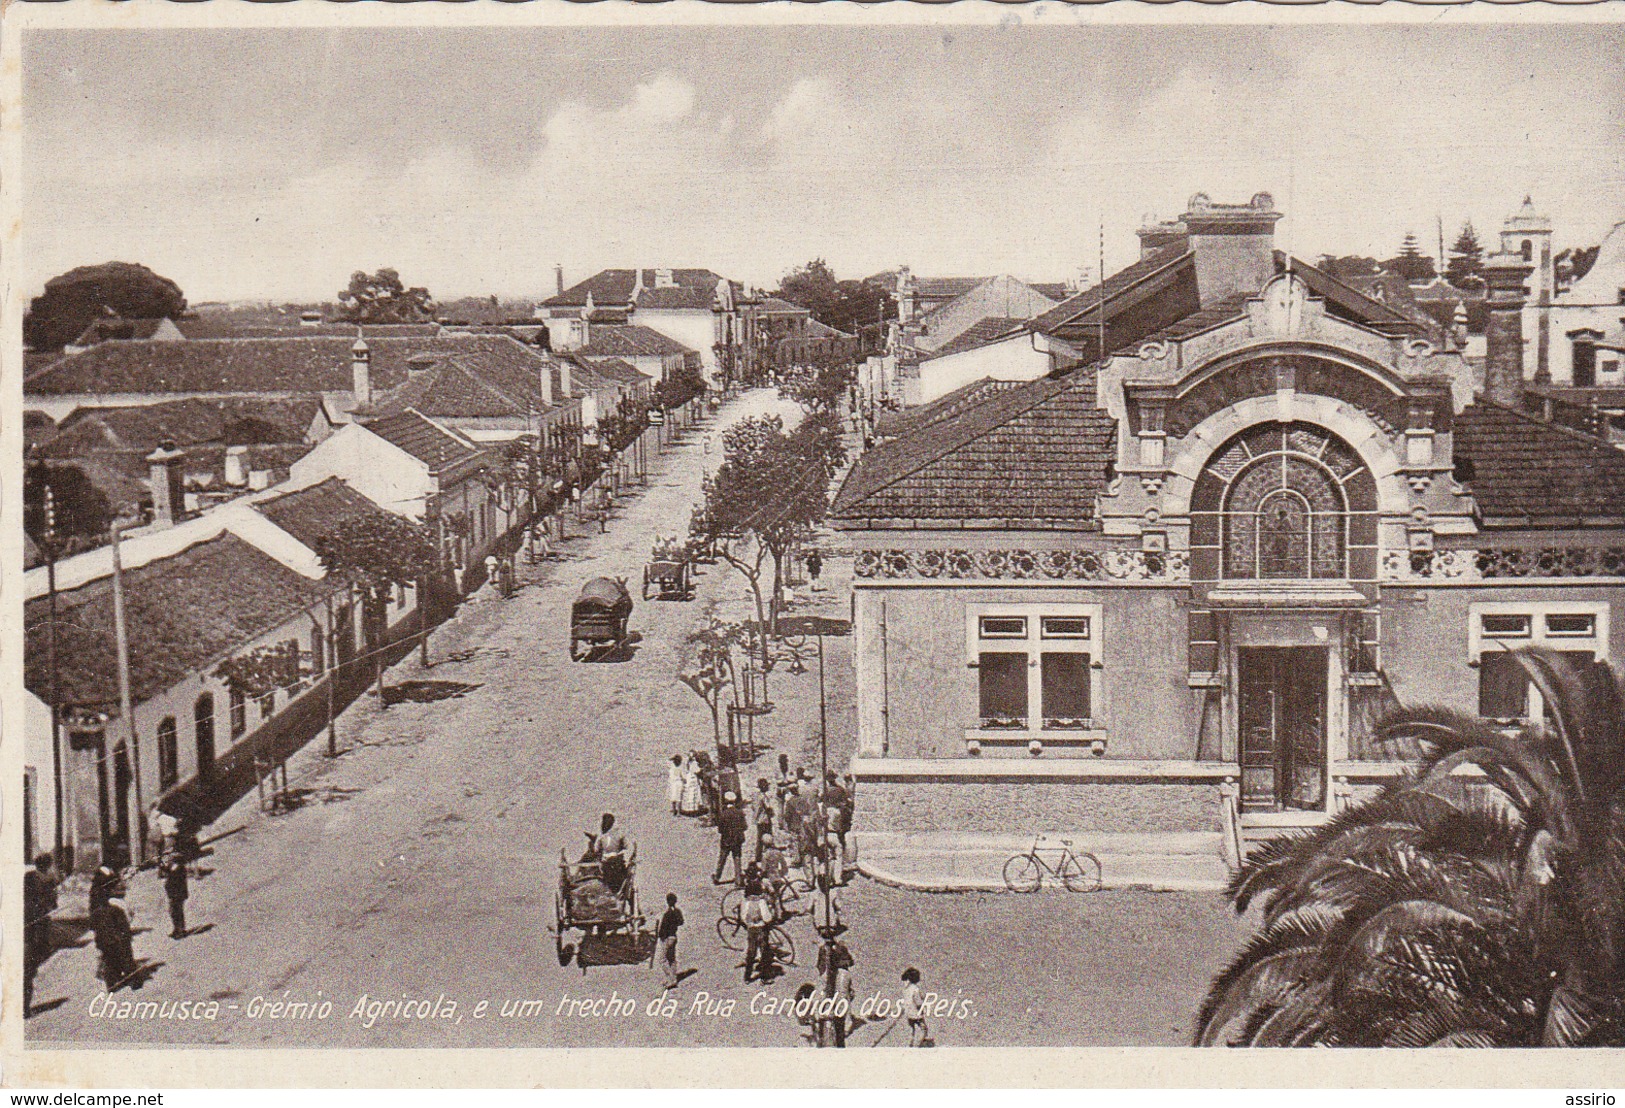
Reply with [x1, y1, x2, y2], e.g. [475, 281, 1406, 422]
[570, 576, 632, 661]
[552, 844, 649, 972]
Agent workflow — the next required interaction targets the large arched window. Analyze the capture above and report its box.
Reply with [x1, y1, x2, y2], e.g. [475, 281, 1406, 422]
[1190, 423, 1379, 581]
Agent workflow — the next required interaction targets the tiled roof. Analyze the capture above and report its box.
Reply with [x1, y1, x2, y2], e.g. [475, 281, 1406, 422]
[365, 358, 533, 421]
[1116, 296, 1251, 352]
[22, 532, 332, 709]
[73, 317, 173, 345]
[1024, 245, 1193, 336]
[254, 476, 396, 550]
[576, 325, 694, 358]
[804, 318, 854, 340]
[581, 357, 654, 386]
[753, 296, 810, 315]
[172, 319, 441, 340]
[25, 333, 550, 399]
[362, 410, 482, 472]
[834, 370, 1116, 528]
[542, 269, 726, 309]
[1030, 282, 1071, 302]
[1278, 254, 1421, 333]
[635, 285, 717, 311]
[1454, 402, 1625, 523]
[925, 317, 1025, 361]
[873, 378, 1023, 439]
[913, 277, 988, 300]
[44, 397, 320, 457]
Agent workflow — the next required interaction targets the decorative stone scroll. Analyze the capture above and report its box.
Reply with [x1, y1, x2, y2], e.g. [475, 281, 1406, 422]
[853, 548, 1190, 582]
[1382, 547, 1625, 582]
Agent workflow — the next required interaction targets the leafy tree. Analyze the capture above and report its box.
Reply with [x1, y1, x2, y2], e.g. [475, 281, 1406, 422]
[215, 641, 303, 698]
[337, 268, 435, 323]
[678, 618, 740, 749]
[24, 262, 187, 352]
[1197, 649, 1625, 1047]
[24, 458, 113, 554]
[1558, 245, 1601, 287]
[1383, 233, 1436, 283]
[775, 261, 894, 340]
[312, 513, 439, 693]
[1314, 256, 1382, 283]
[776, 259, 842, 323]
[779, 353, 857, 417]
[691, 415, 838, 647]
[655, 363, 707, 411]
[1447, 221, 1486, 289]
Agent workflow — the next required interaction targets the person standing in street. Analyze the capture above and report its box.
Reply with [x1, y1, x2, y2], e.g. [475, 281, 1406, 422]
[656, 893, 684, 990]
[89, 864, 122, 917]
[741, 881, 773, 983]
[714, 793, 746, 886]
[805, 548, 823, 592]
[751, 778, 775, 862]
[667, 754, 685, 815]
[23, 853, 57, 1016]
[901, 967, 931, 1047]
[162, 857, 190, 938]
[93, 897, 139, 991]
[817, 930, 856, 1048]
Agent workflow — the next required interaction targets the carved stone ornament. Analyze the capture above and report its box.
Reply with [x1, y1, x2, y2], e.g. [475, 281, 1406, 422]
[1382, 547, 1625, 582]
[853, 548, 1191, 581]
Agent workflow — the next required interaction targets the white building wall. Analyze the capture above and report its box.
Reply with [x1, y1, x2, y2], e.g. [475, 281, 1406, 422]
[288, 424, 433, 520]
[916, 334, 1055, 404]
[632, 309, 716, 382]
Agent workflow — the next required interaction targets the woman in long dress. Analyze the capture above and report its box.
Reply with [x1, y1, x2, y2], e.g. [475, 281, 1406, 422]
[667, 754, 685, 815]
[679, 754, 705, 816]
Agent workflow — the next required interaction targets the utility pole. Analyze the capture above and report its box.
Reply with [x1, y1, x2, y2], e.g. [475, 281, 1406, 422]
[817, 628, 830, 925]
[43, 483, 65, 863]
[108, 520, 148, 865]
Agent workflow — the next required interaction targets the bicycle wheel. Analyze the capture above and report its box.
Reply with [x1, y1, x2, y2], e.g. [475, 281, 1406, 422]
[716, 915, 747, 951]
[768, 925, 797, 967]
[774, 883, 805, 919]
[1003, 854, 1043, 893]
[1060, 852, 1102, 893]
[719, 885, 744, 922]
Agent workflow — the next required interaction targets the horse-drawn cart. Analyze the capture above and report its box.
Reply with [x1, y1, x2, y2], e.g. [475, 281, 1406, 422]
[570, 576, 632, 661]
[552, 845, 650, 972]
[642, 558, 692, 600]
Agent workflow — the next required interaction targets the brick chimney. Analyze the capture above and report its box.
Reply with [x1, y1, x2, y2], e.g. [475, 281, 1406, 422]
[1482, 251, 1534, 406]
[351, 335, 372, 409]
[555, 264, 565, 297]
[537, 355, 554, 407]
[1181, 192, 1283, 308]
[147, 440, 186, 528]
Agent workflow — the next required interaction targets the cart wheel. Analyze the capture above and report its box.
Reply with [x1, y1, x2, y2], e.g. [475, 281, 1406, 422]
[569, 638, 580, 662]
[642, 579, 654, 601]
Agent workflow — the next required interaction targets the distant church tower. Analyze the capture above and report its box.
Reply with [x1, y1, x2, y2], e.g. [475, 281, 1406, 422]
[1501, 196, 1554, 382]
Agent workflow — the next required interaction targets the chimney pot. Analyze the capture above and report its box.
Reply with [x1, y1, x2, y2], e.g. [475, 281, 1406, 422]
[224, 444, 249, 487]
[146, 442, 187, 528]
[352, 336, 373, 409]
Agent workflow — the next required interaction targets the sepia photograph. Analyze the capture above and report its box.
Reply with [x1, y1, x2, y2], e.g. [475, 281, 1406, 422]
[7, 0, 1625, 1085]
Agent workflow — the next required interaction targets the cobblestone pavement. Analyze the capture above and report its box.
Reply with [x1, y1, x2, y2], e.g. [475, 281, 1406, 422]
[28, 390, 1251, 1048]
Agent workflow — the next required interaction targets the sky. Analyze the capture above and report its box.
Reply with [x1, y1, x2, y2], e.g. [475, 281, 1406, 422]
[22, 22, 1625, 304]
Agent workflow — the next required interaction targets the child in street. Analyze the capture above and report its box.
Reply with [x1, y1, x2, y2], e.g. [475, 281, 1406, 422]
[901, 966, 931, 1047]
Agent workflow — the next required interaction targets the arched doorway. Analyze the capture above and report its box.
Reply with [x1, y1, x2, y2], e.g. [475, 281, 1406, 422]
[1190, 422, 1381, 813]
[1190, 422, 1379, 583]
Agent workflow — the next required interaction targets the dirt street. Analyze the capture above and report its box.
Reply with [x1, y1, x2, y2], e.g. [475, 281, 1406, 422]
[28, 390, 1250, 1049]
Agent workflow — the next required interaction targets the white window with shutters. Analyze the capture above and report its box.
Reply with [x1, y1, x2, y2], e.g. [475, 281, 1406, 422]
[1470, 601, 1608, 723]
[965, 602, 1103, 738]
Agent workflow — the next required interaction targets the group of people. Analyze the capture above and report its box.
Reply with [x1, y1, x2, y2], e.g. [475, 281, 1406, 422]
[22, 813, 209, 1016]
[670, 751, 854, 889]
